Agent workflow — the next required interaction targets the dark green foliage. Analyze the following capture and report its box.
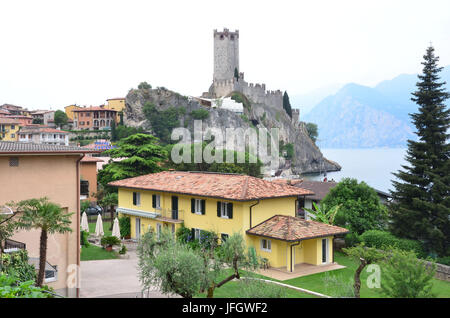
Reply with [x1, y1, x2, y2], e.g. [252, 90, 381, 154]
[0, 250, 36, 283]
[436, 256, 450, 265]
[380, 248, 436, 298]
[305, 122, 318, 142]
[100, 235, 121, 247]
[113, 125, 145, 141]
[231, 92, 251, 109]
[118, 216, 131, 238]
[80, 230, 90, 247]
[234, 67, 239, 81]
[344, 232, 361, 247]
[143, 102, 185, 144]
[138, 82, 152, 90]
[321, 178, 388, 235]
[389, 46, 450, 257]
[0, 273, 54, 298]
[360, 230, 425, 258]
[176, 224, 191, 244]
[190, 109, 210, 120]
[280, 142, 294, 159]
[32, 118, 43, 124]
[283, 91, 293, 118]
[167, 142, 263, 178]
[98, 133, 167, 189]
[53, 110, 68, 127]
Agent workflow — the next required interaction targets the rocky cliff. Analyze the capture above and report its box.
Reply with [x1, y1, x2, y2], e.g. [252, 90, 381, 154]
[124, 86, 340, 175]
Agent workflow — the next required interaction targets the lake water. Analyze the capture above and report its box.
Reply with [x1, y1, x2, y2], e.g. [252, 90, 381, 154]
[303, 148, 408, 193]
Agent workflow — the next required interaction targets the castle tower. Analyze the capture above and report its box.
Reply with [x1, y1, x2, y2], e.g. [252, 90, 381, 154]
[213, 28, 239, 82]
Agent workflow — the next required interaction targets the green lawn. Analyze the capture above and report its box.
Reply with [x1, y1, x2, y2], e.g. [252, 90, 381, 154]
[195, 269, 316, 298]
[81, 221, 117, 261]
[193, 252, 450, 298]
[81, 244, 118, 261]
[283, 252, 450, 298]
[88, 221, 112, 237]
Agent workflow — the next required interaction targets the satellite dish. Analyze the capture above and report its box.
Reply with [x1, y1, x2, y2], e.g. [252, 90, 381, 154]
[0, 205, 13, 215]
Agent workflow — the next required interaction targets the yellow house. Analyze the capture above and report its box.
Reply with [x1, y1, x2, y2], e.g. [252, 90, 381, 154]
[0, 117, 20, 141]
[109, 171, 348, 273]
[106, 98, 125, 121]
[64, 105, 82, 121]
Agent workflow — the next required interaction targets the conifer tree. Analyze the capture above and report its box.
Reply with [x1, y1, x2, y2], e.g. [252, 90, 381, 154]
[389, 46, 450, 257]
[283, 91, 293, 118]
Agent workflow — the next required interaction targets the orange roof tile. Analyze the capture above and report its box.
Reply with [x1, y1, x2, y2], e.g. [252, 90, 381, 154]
[81, 156, 104, 163]
[246, 215, 348, 242]
[108, 171, 314, 201]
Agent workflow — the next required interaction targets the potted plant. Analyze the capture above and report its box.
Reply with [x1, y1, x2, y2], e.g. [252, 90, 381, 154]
[100, 236, 121, 252]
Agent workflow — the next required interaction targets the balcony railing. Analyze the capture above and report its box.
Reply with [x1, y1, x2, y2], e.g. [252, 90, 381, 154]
[155, 208, 184, 222]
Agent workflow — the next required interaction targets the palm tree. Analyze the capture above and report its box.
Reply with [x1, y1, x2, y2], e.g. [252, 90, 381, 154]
[304, 202, 341, 225]
[14, 198, 73, 287]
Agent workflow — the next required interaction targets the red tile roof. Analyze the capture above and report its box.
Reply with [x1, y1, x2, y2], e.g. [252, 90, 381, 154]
[108, 171, 314, 201]
[246, 215, 348, 242]
[0, 117, 19, 124]
[81, 156, 104, 163]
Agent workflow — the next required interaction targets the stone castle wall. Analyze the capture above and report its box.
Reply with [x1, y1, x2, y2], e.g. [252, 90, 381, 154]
[212, 78, 283, 110]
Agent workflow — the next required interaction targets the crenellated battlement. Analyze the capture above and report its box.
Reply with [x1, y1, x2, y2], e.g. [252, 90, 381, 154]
[210, 28, 283, 110]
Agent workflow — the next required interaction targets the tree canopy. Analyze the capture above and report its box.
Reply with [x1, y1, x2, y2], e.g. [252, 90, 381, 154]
[321, 178, 388, 236]
[53, 110, 68, 127]
[98, 133, 168, 190]
[389, 46, 450, 257]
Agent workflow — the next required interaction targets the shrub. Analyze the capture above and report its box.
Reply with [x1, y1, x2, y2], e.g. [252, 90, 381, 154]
[436, 256, 450, 266]
[118, 216, 130, 238]
[237, 279, 287, 298]
[344, 232, 360, 247]
[190, 109, 210, 120]
[380, 248, 436, 298]
[176, 225, 191, 244]
[322, 273, 355, 298]
[0, 273, 54, 298]
[119, 244, 127, 255]
[360, 230, 426, 258]
[0, 250, 36, 282]
[101, 236, 121, 248]
[80, 230, 90, 247]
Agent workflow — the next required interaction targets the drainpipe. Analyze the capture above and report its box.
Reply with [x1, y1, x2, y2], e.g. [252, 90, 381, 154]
[76, 153, 85, 298]
[249, 200, 260, 229]
[290, 242, 301, 272]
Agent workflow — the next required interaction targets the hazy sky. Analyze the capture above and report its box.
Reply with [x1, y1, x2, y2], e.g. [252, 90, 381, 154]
[1, 0, 449, 110]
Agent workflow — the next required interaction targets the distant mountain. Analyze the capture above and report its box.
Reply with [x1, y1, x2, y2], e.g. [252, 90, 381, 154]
[290, 83, 343, 116]
[302, 66, 450, 148]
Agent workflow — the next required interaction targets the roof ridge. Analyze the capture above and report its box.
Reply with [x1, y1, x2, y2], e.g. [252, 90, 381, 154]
[241, 175, 250, 200]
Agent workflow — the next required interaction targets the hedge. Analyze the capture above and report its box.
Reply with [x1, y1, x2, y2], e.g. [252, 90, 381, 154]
[360, 230, 426, 258]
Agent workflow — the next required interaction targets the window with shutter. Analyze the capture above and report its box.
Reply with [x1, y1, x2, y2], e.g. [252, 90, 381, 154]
[133, 192, 140, 206]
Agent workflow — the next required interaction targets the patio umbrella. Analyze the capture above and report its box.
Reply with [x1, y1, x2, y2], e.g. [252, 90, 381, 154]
[81, 212, 89, 232]
[95, 213, 104, 237]
[112, 217, 121, 239]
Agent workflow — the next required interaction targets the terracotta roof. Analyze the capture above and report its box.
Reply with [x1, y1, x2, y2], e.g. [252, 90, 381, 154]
[246, 215, 348, 242]
[108, 171, 314, 201]
[106, 97, 125, 101]
[81, 156, 104, 163]
[72, 106, 117, 112]
[294, 180, 337, 200]
[0, 141, 100, 154]
[0, 117, 19, 124]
